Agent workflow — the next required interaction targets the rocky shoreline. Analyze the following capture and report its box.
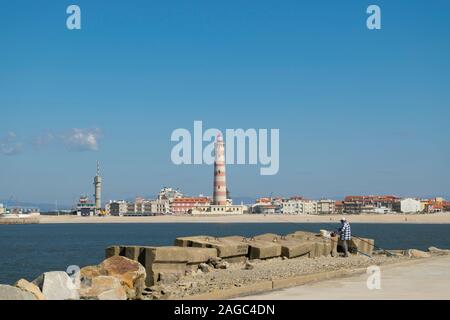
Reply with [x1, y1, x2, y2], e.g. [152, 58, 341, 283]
[1, 229, 449, 300]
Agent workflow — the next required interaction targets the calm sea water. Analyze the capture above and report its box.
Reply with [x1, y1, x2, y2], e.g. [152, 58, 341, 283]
[0, 223, 450, 285]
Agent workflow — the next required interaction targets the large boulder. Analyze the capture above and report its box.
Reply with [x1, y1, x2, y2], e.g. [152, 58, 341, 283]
[14, 279, 45, 300]
[79, 276, 127, 300]
[0, 285, 36, 300]
[80, 265, 102, 280]
[81, 256, 146, 299]
[32, 271, 79, 300]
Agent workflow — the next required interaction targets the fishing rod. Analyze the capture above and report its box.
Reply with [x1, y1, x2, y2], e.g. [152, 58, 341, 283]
[356, 250, 372, 258]
[352, 235, 396, 257]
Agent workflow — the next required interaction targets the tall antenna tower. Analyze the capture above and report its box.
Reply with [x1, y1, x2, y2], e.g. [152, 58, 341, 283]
[94, 161, 102, 212]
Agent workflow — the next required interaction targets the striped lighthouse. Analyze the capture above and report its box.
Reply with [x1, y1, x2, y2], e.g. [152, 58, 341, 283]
[213, 133, 227, 205]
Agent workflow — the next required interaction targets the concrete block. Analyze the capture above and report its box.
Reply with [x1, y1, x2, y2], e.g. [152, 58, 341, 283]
[337, 237, 375, 256]
[142, 246, 218, 286]
[295, 241, 320, 258]
[254, 234, 315, 258]
[330, 236, 339, 257]
[147, 262, 187, 287]
[220, 235, 248, 242]
[221, 237, 281, 260]
[124, 246, 147, 266]
[105, 246, 122, 259]
[247, 240, 282, 260]
[189, 237, 249, 258]
[174, 236, 212, 247]
[350, 238, 374, 256]
[145, 246, 190, 263]
[253, 233, 283, 242]
[223, 256, 247, 264]
[315, 241, 332, 257]
[185, 247, 218, 264]
[285, 230, 318, 241]
[283, 240, 316, 258]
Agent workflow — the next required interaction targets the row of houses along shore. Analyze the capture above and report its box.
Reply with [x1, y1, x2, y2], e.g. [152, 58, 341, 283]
[72, 137, 449, 217]
[88, 190, 449, 217]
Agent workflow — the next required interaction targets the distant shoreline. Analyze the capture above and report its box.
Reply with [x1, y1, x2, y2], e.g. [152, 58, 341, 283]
[36, 213, 450, 224]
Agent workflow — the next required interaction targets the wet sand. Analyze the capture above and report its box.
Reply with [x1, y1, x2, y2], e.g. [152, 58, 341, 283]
[39, 213, 450, 224]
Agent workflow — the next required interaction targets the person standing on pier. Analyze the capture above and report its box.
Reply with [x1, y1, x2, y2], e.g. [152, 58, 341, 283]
[338, 217, 352, 257]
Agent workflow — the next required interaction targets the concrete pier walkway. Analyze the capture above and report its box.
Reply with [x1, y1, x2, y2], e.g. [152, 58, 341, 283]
[238, 256, 450, 300]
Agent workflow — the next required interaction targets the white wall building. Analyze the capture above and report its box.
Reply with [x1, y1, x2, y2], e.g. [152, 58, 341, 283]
[302, 200, 318, 214]
[158, 187, 183, 201]
[191, 204, 245, 215]
[280, 199, 301, 214]
[278, 198, 318, 215]
[151, 199, 171, 214]
[317, 200, 335, 214]
[398, 198, 422, 213]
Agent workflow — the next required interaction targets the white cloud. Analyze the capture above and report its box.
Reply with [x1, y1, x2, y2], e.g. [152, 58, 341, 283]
[62, 128, 102, 152]
[0, 131, 23, 155]
[34, 132, 55, 147]
[2, 128, 102, 154]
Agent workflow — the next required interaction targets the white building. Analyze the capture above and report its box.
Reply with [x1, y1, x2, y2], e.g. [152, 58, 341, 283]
[373, 206, 392, 214]
[0, 204, 5, 214]
[150, 199, 171, 215]
[280, 199, 301, 214]
[158, 187, 183, 201]
[397, 198, 422, 213]
[277, 198, 319, 215]
[76, 196, 96, 217]
[317, 200, 336, 215]
[109, 200, 128, 216]
[191, 204, 245, 215]
[302, 200, 318, 214]
[112, 198, 172, 216]
[251, 203, 280, 214]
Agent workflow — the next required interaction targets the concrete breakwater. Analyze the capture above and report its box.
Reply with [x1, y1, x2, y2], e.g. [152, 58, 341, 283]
[105, 231, 375, 288]
[1, 229, 448, 300]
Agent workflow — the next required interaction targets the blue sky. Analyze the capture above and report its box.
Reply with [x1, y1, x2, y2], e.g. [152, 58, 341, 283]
[1, 0, 449, 206]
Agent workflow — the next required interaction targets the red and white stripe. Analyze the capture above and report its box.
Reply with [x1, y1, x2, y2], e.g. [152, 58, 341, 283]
[213, 134, 227, 205]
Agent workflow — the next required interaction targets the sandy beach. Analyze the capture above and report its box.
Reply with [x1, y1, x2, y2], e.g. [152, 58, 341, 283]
[38, 213, 450, 224]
